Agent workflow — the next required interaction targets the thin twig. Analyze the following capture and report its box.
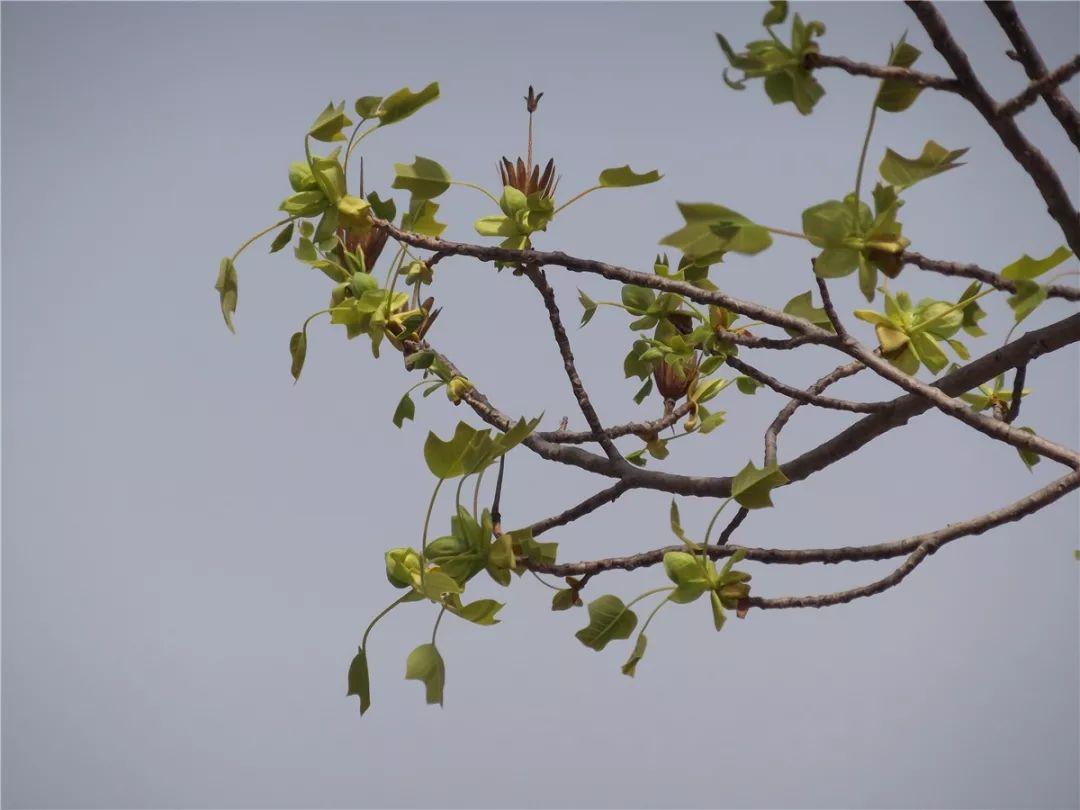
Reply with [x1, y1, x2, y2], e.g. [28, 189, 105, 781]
[985, 1, 1080, 148]
[998, 55, 1080, 118]
[805, 52, 961, 92]
[725, 356, 885, 414]
[904, 251, 1080, 302]
[1005, 363, 1027, 424]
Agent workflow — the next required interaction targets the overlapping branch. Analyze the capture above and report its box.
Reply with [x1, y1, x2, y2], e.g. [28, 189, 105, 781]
[380, 4, 1078, 613]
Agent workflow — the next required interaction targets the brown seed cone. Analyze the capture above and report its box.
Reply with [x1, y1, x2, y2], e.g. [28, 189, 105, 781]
[653, 354, 699, 400]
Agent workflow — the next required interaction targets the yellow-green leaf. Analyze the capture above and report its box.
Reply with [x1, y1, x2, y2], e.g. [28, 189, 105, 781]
[598, 165, 663, 188]
[404, 643, 445, 706]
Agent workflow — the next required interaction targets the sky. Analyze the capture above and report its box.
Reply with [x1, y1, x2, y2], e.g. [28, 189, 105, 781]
[2, 2, 1078, 808]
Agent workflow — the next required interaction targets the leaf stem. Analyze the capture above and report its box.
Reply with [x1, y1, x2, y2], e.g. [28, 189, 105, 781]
[362, 592, 413, 650]
[419, 478, 445, 588]
[345, 123, 381, 162]
[431, 605, 447, 645]
[853, 102, 880, 215]
[553, 185, 603, 215]
[703, 497, 734, 546]
[232, 216, 298, 261]
[450, 181, 501, 206]
[529, 570, 562, 591]
[626, 585, 676, 610]
[342, 117, 369, 177]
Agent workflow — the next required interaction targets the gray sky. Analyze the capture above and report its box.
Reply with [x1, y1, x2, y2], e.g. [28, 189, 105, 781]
[3, 2, 1078, 808]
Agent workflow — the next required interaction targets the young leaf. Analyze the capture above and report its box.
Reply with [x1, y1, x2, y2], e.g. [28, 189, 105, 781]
[453, 599, 503, 625]
[347, 648, 371, 714]
[735, 376, 762, 395]
[552, 588, 579, 611]
[269, 222, 295, 253]
[578, 289, 598, 326]
[1015, 426, 1042, 470]
[392, 156, 452, 200]
[632, 377, 653, 405]
[404, 643, 445, 706]
[423, 422, 488, 479]
[598, 165, 663, 188]
[876, 35, 923, 113]
[1007, 280, 1047, 324]
[663, 551, 710, 603]
[660, 202, 772, 265]
[289, 331, 307, 383]
[214, 257, 238, 334]
[392, 391, 416, 428]
[1000, 246, 1072, 281]
[621, 634, 648, 677]
[575, 595, 638, 651]
[879, 141, 968, 190]
[354, 95, 383, 118]
[762, 0, 788, 26]
[731, 460, 789, 509]
[279, 190, 329, 217]
[308, 101, 352, 143]
[710, 590, 727, 631]
[377, 82, 440, 126]
[782, 291, 836, 337]
[403, 199, 447, 237]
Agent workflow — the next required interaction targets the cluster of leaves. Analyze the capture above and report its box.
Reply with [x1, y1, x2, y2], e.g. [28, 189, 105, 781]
[219, 1, 1077, 716]
[573, 501, 757, 677]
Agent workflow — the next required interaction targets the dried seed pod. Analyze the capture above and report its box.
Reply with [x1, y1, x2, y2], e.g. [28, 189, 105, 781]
[653, 354, 699, 400]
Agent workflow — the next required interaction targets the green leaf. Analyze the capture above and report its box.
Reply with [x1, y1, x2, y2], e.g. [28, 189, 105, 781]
[710, 590, 727, 631]
[1007, 280, 1047, 324]
[214, 257, 238, 334]
[552, 589, 579, 611]
[377, 82, 440, 126]
[392, 156, 451, 200]
[424, 422, 488, 479]
[289, 161, 318, 192]
[575, 595, 638, 651]
[289, 331, 307, 382]
[1015, 426, 1041, 470]
[354, 96, 383, 119]
[453, 599, 503, 625]
[404, 643, 445, 706]
[621, 634, 648, 677]
[782, 290, 835, 337]
[668, 501, 695, 549]
[270, 222, 295, 253]
[879, 141, 968, 190]
[621, 285, 656, 313]
[392, 391, 415, 428]
[598, 165, 663, 188]
[308, 101, 352, 143]
[660, 202, 772, 265]
[346, 648, 371, 714]
[632, 377, 653, 405]
[731, 460, 788, 509]
[279, 190, 328, 217]
[663, 551, 710, 603]
[735, 376, 762, 395]
[403, 199, 447, 237]
[762, 0, 788, 26]
[578, 289, 598, 326]
[420, 569, 463, 601]
[1000, 246, 1072, 281]
[876, 35, 923, 113]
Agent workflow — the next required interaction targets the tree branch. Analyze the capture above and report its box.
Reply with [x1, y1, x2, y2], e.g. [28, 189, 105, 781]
[998, 55, 1080, 119]
[906, 1, 1080, 257]
[985, 1, 1080, 148]
[805, 52, 961, 92]
[522, 265, 625, 464]
[904, 251, 1080, 302]
[528, 481, 630, 537]
[524, 469, 1080, 580]
[725, 355, 886, 414]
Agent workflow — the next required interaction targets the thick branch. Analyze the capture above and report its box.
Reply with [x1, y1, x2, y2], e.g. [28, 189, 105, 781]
[904, 251, 1080, 302]
[906, 1, 1080, 257]
[985, 1, 1080, 148]
[378, 220, 838, 343]
[805, 52, 961, 92]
